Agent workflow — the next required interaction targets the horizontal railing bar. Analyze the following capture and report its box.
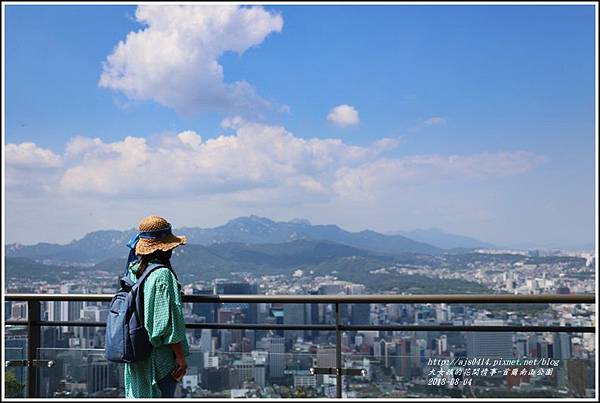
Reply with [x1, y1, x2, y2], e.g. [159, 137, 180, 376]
[7, 320, 105, 327]
[342, 324, 596, 333]
[5, 294, 114, 302]
[4, 293, 596, 304]
[186, 323, 335, 331]
[5, 320, 27, 326]
[5, 320, 337, 331]
[5, 320, 595, 333]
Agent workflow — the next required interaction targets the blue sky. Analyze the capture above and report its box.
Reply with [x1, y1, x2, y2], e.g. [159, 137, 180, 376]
[4, 4, 596, 249]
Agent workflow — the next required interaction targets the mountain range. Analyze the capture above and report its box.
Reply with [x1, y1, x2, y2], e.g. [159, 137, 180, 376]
[5, 215, 493, 264]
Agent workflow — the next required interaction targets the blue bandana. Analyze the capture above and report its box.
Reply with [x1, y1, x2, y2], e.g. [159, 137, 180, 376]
[124, 225, 173, 276]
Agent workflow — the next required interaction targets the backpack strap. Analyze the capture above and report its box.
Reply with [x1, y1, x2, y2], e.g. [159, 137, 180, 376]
[135, 262, 168, 285]
[129, 263, 180, 329]
[120, 273, 134, 291]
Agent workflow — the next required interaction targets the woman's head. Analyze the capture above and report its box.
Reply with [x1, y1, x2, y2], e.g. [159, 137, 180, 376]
[125, 215, 186, 272]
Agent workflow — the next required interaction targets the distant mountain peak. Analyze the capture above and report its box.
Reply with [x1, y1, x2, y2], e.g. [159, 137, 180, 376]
[222, 216, 279, 235]
[226, 215, 275, 225]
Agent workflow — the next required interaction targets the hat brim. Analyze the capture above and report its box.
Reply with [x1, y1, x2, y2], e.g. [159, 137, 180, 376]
[135, 234, 187, 255]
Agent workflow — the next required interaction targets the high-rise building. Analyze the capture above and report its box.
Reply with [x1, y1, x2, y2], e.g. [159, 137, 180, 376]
[318, 281, 347, 295]
[214, 280, 258, 323]
[68, 301, 84, 322]
[466, 320, 513, 358]
[385, 304, 401, 322]
[5, 301, 12, 320]
[358, 331, 378, 346]
[294, 371, 317, 388]
[317, 347, 336, 369]
[46, 300, 62, 322]
[553, 333, 572, 360]
[351, 304, 370, 325]
[567, 359, 587, 397]
[202, 367, 228, 391]
[307, 290, 320, 341]
[192, 287, 217, 323]
[436, 335, 448, 355]
[230, 356, 266, 388]
[203, 353, 219, 369]
[436, 304, 451, 322]
[355, 334, 364, 346]
[394, 337, 413, 378]
[87, 358, 110, 395]
[199, 329, 212, 353]
[316, 347, 337, 385]
[11, 302, 27, 319]
[515, 334, 529, 358]
[284, 304, 305, 342]
[374, 338, 391, 367]
[220, 329, 233, 351]
[552, 333, 572, 389]
[345, 284, 366, 295]
[266, 336, 285, 379]
[416, 338, 428, 366]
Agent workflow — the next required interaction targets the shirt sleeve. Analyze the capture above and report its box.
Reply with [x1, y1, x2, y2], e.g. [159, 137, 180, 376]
[142, 267, 187, 348]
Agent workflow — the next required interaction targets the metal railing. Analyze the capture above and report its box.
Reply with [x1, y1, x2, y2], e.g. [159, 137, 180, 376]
[4, 293, 596, 398]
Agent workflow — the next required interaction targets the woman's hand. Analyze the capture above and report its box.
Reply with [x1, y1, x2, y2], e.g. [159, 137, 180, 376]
[169, 342, 187, 380]
[172, 354, 188, 381]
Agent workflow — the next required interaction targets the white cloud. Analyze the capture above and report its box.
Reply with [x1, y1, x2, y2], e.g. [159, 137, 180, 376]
[327, 104, 360, 128]
[333, 152, 546, 199]
[177, 130, 203, 149]
[5, 143, 63, 193]
[422, 116, 446, 126]
[50, 120, 399, 199]
[5, 121, 544, 205]
[5, 142, 62, 168]
[99, 5, 283, 115]
[59, 136, 152, 195]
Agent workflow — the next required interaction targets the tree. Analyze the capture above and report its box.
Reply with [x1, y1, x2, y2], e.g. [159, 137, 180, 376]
[5, 371, 24, 397]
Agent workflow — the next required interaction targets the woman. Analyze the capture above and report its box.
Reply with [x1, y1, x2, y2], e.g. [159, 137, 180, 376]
[123, 215, 190, 398]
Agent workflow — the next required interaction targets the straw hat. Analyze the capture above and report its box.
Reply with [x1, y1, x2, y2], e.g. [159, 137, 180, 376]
[135, 215, 187, 256]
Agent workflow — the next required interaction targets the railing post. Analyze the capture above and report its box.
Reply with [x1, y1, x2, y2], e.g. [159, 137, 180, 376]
[27, 300, 41, 398]
[335, 302, 342, 398]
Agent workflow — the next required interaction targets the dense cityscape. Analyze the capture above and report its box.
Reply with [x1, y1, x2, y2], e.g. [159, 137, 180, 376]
[5, 248, 596, 398]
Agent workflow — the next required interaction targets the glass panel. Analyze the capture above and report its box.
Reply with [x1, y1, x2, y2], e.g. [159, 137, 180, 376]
[7, 298, 595, 398]
[343, 331, 596, 398]
[36, 329, 336, 398]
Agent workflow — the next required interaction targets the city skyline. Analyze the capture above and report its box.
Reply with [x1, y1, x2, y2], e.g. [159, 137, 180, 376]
[4, 4, 596, 248]
[5, 252, 596, 398]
